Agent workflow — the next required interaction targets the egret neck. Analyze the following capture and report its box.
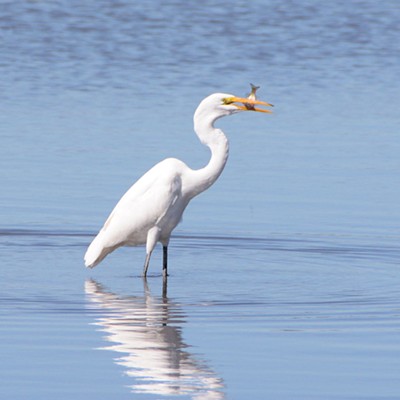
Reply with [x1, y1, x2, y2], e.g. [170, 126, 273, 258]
[188, 108, 230, 198]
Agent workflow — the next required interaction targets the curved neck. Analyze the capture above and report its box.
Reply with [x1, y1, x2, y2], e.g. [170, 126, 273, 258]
[186, 112, 229, 198]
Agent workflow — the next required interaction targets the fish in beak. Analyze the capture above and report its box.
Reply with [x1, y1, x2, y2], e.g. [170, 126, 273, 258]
[223, 84, 273, 113]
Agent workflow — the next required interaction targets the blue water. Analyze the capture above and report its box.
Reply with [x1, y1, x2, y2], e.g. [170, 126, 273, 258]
[1, 1, 400, 399]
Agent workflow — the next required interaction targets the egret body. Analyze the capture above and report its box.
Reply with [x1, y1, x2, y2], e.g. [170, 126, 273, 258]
[84, 91, 272, 277]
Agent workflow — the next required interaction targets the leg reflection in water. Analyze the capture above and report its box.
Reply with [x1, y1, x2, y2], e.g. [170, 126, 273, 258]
[85, 278, 225, 399]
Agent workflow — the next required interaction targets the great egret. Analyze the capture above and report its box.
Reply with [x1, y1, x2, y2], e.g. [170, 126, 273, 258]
[84, 90, 272, 277]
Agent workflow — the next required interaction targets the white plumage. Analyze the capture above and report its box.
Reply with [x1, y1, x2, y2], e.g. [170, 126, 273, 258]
[84, 91, 272, 277]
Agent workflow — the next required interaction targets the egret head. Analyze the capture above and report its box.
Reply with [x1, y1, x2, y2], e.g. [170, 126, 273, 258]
[195, 92, 273, 122]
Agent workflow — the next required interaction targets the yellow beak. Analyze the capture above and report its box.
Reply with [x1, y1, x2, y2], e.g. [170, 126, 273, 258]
[224, 96, 273, 113]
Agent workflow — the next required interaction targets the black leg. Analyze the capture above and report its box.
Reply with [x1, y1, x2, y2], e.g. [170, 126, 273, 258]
[162, 246, 168, 278]
[162, 274, 168, 298]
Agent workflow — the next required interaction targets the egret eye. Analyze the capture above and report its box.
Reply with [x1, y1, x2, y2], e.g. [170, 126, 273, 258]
[222, 97, 235, 105]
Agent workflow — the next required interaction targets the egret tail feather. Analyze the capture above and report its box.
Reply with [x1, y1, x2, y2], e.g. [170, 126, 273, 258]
[84, 233, 111, 268]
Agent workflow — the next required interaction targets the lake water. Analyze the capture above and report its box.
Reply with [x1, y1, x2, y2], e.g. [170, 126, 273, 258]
[1, 1, 400, 399]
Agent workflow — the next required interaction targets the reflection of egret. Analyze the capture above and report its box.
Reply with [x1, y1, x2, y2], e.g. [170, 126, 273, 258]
[85, 279, 225, 399]
[84, 89, 272, 277]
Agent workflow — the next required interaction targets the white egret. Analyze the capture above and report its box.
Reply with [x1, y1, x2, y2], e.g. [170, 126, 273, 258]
[84, 90, 272, 277]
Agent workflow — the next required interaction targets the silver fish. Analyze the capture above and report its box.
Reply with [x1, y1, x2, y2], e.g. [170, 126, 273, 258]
[244, 83, 260, 110]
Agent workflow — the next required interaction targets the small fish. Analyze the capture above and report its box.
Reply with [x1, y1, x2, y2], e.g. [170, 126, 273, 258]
[247, 83, 260, 101]
[244, 83, 260, 110]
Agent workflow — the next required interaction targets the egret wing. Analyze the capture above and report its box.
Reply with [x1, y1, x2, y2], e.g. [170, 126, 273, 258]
[99, 158, 184, 248]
